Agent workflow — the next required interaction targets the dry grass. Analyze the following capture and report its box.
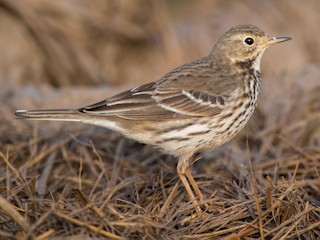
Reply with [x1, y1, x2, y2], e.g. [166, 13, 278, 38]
[0, 0, 320, 239]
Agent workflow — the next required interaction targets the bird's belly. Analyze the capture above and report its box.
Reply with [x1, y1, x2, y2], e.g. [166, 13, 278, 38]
[148, 99, 256, 156]
[117, 97, 257, 157]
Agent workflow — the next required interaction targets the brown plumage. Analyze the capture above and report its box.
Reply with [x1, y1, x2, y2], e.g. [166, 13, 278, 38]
[15, 25, 291, 214]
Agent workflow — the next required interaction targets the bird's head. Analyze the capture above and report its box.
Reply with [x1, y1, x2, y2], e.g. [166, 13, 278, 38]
[211, 24, 291, 71]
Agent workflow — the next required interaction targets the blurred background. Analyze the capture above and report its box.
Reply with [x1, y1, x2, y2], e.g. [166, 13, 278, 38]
[0, 0, 318, 146]
[0, 0, 319, 162]
[1, 0, 319, 162]
[0, 0, 318, 106]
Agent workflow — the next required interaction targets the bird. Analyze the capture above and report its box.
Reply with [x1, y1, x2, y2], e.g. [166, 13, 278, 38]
[15, 24, 291, 214]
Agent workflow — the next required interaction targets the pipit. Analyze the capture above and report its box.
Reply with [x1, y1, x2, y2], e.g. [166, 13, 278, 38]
[15, 25, 290, 214]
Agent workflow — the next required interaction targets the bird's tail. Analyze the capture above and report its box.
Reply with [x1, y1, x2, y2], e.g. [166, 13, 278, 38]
[15, 109, 82, 122]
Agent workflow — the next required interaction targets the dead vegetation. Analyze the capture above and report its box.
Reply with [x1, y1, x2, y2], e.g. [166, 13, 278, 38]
[0, 0, 319, 239]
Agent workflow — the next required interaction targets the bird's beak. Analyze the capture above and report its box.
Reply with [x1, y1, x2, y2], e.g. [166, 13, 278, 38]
[262, 36, 292, 47]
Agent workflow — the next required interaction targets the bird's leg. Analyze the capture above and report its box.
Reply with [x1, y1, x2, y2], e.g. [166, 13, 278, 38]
[185, 168, 204, 203]
[177, 157, 202, 214]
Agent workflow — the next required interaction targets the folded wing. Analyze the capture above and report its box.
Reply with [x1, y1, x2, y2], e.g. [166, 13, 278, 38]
[82, 77, 235, 120]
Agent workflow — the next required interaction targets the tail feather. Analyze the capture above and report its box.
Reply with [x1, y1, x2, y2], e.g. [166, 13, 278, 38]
[15, 109, 81, 122]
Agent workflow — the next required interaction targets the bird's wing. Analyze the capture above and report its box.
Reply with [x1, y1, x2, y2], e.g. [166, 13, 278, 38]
[82, 61, 239, 120]
[81, 81, 237, 120]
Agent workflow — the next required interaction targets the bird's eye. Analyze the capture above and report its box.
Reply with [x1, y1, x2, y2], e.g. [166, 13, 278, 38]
[244, 37, 254, 45]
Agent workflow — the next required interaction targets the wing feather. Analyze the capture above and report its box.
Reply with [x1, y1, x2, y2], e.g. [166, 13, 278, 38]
[81, 59, 238, 120]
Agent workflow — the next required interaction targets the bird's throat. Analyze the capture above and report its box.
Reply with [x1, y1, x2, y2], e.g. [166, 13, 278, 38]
[235, 49, 266, 72]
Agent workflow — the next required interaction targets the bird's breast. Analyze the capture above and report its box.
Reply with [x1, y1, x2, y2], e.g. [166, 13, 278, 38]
[206, 70, 261, 145]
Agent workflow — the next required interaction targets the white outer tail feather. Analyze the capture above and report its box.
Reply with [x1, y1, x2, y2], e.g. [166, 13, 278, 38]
[15, 109, 82, 122]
